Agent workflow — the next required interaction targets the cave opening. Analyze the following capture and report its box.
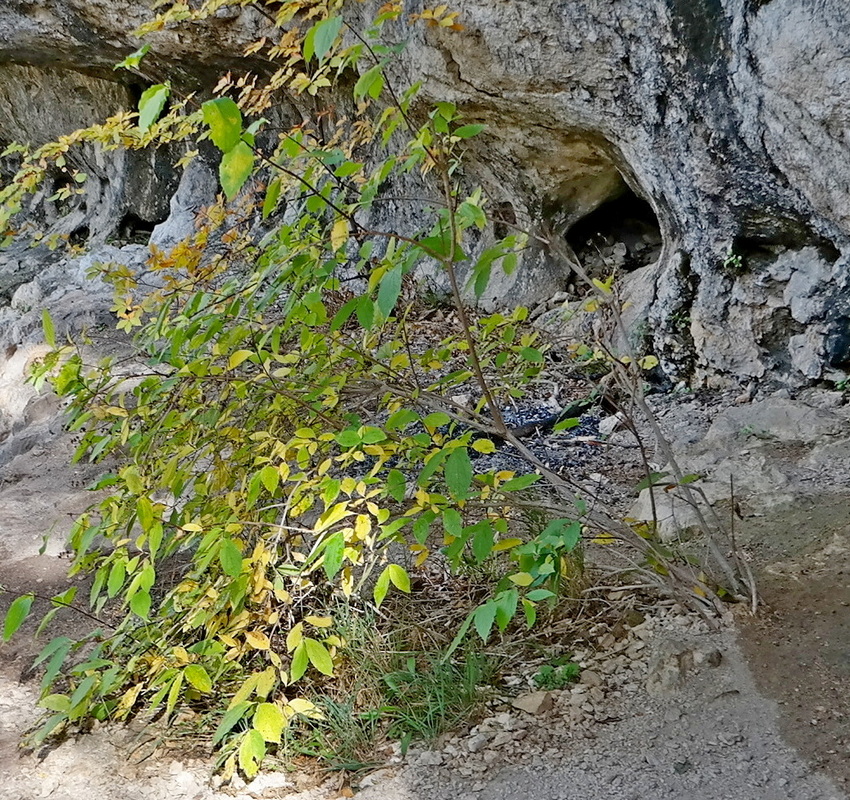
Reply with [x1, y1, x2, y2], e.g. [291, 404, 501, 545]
[117, 212, 160, 244]
[566, 188, 662, 276]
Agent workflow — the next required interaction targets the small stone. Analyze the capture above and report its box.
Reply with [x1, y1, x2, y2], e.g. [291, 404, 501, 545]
[414, 750, 444, 767]
[511, 691, 554, 715]
[579, 670, 603, 687]
[466, 733, 491, 753]
[245, 772, 293, 798]
[491, 731, 514, 748]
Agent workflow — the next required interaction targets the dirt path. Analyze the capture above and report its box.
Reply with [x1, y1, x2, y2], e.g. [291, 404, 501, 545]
[0, 601, 845, 800]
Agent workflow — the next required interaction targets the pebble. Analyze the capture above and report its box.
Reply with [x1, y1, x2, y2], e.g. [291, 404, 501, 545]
[512, 691, 554, 715]
[579, 670, 603, 687]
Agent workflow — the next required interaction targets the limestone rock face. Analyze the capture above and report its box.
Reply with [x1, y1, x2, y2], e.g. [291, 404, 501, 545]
[1, 0, 850, 386]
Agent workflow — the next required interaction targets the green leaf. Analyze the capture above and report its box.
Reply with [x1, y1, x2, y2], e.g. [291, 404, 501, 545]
[361, 427, 387, 444]
[386, 409, 418, 431]
[356, 295, 375, 329]
[31, 714, 67, 747]
[219, 140, 254, 200]
[473, 260, 492, 298]
[136, 496, 154, 532]
[122, 465, 143, 495]
[472, 601, 497, 642]
[262, 177, 281, 219]
[417, 447, 449, 487]
[239, 728, 265, 778]
[373, 566, 391, 607]
[500, 473, 540, 492]
[219, 539, 243, 578]
[253, 702, 285, 743]
[520, 346, 543, 363]
[213, 701, 252, 745]
[130, 589, 151, 619]
[423, 412, 451, 429]
[114, 44, 151, 71]
[494, 589, 518, 631]
[304, 638, 334, 676]
[259, 465, 279, 494]
[202, 97, 243, 153]
[3, 594, 33, 641]
[453, 123, 486, 139]
[38, 637, 73, 692]
[386, 469, 407, 503]
[322, 531, 345, 580]
[42, 309, 55, 348]
[106, 560, 125, 598]
[68, 675, 97, 719]
[471, 521, 494, 563]
[330, 297, 359, 332]
[444, 446, 472, 499]
[39, 694, 71, 713]
[165, 670, 184, 720]
[553, 417, 580, 432]
[335, 428, 361, 448]
[376, 265, 403, 319]
[442, 508, 462, 538]
[526, 588, 556, 602]
[304, 16, 343, 63]
[290, 642, 309, 682]
[184, 664, 212, 693]
[138, 83, 169, 131]
[387, 564, 411, 593]
[522, 598, 537, 628]
[635, 471, 672, 492]
[539, 518, 582, 551]
[354, 64, 385, 100]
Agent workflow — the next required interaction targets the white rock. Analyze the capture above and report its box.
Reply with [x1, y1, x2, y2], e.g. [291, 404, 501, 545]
[245, 771, 294, 797]
[511, 691, 554, 715]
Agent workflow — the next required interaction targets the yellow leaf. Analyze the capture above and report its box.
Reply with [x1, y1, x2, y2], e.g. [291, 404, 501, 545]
[492, 538, 523, 552]
[315, 502, 352, 532]
[116, 683, 143, 718]
[471, 438, 496, 454]
[288, 697, 325, 720]
[286, 623, 303, 652]
[354, 514, 371, 540]
[181, 522, 203, 532]
[172, 646, 191, 665]
[304, 615, 333, 628]
[508, 572, 534, 586]
[255, 666, 278, 699]
[340, 567, 354, 597]
[245, 630, 271, 650]
[591, 533, 617, 545]
[228, 349, 254, 369]
[330, 217, 349, 252]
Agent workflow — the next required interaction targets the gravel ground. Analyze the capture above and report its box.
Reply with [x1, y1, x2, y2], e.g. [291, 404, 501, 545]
[0, 602, 844, 800]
